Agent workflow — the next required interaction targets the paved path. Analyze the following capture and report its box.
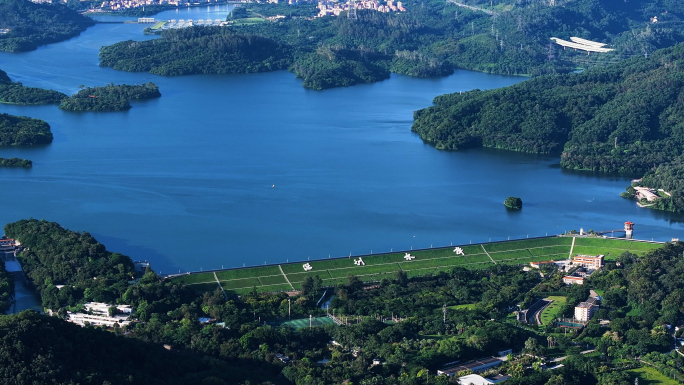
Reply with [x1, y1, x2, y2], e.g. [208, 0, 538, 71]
[568, 236, 576, 259]
[481, 244, 496, 264]
[279, 265, 295, 290]
[213, 272, 228, 299]
[446, 0, 496, 15]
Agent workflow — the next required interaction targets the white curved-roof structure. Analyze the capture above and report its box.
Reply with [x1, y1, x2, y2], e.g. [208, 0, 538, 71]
[569, 37, 607, 47]
[550, 37, 614, 53]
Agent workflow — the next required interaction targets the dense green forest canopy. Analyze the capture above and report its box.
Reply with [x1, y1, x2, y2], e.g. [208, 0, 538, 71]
[0, 113, 52, 145]
[0, 311, 284, 385]
[59, 82, 161, 112]
[99, 28, 291, 76]
[0, 68, 67, 105]
[412, 42, 684, 175]
[99, 0, 684, 89]
[2, 220, 682, 385]
[0, 259, 14, 313]
[4, 219, 137, 309]
[0, 157, 31, 167]
[0, 0, 95, 52]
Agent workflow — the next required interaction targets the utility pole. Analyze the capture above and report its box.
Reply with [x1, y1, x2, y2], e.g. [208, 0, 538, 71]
[443, 304, 447, 324]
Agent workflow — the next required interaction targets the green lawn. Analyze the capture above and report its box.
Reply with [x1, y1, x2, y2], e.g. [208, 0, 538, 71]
[540, 296, 567, 325]
[626, 366, 681, 385]
[170, 236, 662, 295]
[573, 238, 662, 259]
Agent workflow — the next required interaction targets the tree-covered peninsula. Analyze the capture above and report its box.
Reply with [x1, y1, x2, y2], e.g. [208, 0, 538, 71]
[59, 82, 161, 112]
[0, 113, 52, 145]
[0, 0, 95, 53]
[99, 0, 684, 89]
[0, 68, 67, 105]
[412, 42, 684, 175]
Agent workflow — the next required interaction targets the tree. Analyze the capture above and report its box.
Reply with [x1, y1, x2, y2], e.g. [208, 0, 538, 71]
[504, 197, 523, 210]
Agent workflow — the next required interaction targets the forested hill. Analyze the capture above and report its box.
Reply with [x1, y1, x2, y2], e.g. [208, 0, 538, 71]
[412, 42, 684, 174]
[0, 0, 95, 52]
[99, 28, 291, 76]
[99, 0, 684, 89]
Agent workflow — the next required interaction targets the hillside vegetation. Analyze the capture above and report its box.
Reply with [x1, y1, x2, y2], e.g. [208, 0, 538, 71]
[4, 219, 137, 310]
[412, 42, 684, 175]
[99, 0, 684, 89]
[99, 28, 291, 76]
[0, 68, 66, 104]
[0, 0, 95, 52]
[0, 113, 52, 145]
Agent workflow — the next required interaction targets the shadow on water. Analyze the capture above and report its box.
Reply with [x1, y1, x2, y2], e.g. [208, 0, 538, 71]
[93, 234, 181, 275]
[505, 207, 523, 216]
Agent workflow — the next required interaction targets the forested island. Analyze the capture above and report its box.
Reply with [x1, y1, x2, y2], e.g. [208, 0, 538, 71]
[0, 157, 31, 167]
[1, 220, 683, 384]
[0, 113, 52, 145]
[59, 83, 161, 112]
[0, 68, 66, 105]
[98, 0, 684, 89]
[0, 0, 95, 53]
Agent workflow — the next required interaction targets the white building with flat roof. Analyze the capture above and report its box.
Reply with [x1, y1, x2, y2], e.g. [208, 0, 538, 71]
[67, 302, 133, 328]
[572, 255, 604, 269]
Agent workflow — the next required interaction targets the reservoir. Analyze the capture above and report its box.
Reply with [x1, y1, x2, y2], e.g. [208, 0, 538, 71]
[0, 5, 681, 274]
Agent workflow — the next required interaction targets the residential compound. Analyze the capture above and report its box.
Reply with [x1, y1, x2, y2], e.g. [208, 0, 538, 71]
[562, 254, 604, 284]
[317, 0, 406, 17]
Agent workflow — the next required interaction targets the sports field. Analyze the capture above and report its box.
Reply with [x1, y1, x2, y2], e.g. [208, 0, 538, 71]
[169, 236, 664, 295]
[540, 296, 567, 325]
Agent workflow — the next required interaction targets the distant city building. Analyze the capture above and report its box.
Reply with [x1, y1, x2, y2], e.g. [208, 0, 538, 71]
[317, 0, 406, 18]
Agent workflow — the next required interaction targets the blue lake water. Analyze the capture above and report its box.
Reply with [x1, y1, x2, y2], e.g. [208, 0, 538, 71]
[0, 5, 682, 274]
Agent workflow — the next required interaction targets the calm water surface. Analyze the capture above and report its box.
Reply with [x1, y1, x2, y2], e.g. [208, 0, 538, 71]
[0, 6, 682, 273]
